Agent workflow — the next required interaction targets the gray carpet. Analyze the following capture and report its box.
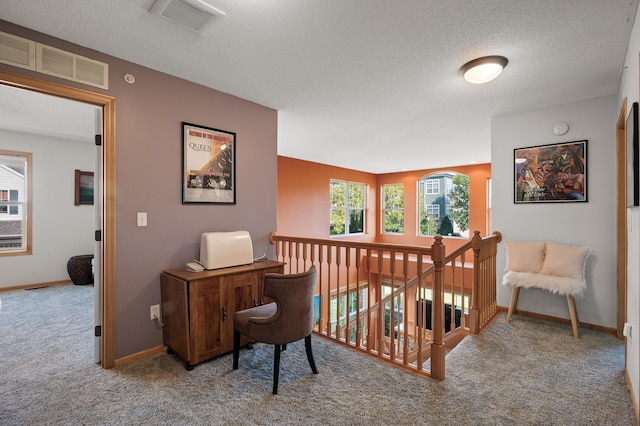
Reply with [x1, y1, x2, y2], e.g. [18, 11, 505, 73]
[0, 284, 636, 425]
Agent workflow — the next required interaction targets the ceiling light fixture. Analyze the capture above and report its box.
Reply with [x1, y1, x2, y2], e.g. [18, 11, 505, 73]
[459, 56, 508, 84]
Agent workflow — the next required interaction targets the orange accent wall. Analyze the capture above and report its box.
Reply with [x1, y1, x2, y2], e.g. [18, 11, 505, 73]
[277, 156, 491, 252]
[277, 156, 377, 242]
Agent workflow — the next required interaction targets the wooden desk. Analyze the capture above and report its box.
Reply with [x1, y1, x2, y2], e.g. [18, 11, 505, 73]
[161, 260, 284, 369]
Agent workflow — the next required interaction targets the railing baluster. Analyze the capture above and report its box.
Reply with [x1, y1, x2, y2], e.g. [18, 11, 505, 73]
[376, 248, 384, 359]
[345, 246, 351, 345]
[366, 248, 373, 353]
[355, 247, 361, 348]
[402, 252, 409, 366]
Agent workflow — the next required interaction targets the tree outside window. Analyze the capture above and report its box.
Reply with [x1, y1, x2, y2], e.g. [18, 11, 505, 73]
[383, 183, 404, 234]
[330, 180, 366, 236]
[418, 172, 469, 238]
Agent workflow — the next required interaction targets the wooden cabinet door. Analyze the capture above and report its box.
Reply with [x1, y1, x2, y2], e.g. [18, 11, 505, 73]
[189, 277, 223, 364]
[222, 271, 258, 349]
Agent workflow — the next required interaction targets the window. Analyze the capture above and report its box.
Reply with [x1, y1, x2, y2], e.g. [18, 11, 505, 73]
[0, 150, 32, 255]
[382, 184, 404, 234]
[330, 180, 366, 236]
[426, 204, 440, 218]
[9, 189, 18, 215]
[418, 172, 469, 238]
[425, 179, 440, 194]
[329, 287, 368, 341]
[0, 190, 7, 214]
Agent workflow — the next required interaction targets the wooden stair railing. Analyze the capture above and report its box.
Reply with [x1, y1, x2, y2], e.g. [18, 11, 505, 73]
[268, 231, 501, 380]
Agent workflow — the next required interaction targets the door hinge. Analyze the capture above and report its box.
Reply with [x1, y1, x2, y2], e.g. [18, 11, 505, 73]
[95, 135, 102, 146]
[95, 325, 102, 337]
[95, 230, 101, 242]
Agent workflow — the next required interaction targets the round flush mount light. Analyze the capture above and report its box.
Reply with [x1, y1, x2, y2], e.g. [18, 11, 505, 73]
[459, 55, 508, 84]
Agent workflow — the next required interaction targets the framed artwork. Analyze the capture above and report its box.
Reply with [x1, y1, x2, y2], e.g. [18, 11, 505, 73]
[182, 122, 236, 204]
[74, 169, 94, 205]
[514, 140, 587, 203]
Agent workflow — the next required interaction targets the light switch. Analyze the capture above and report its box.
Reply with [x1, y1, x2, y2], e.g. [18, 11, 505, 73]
[137, 212, 147, 227]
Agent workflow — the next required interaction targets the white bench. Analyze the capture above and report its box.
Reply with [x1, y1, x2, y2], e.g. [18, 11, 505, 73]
[502, 240, 590, 338]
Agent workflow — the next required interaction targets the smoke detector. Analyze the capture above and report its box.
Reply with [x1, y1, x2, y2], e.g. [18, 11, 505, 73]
[150, 0, 225, 35]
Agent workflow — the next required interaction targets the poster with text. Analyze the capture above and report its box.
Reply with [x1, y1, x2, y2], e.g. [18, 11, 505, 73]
[182, 122, 235, 204]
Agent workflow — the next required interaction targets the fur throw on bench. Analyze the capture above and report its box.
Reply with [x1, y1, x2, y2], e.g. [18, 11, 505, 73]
[502, 240, 590, 297]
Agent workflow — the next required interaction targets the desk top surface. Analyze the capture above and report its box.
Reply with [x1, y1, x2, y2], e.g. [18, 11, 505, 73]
[163, 260, 285, 281]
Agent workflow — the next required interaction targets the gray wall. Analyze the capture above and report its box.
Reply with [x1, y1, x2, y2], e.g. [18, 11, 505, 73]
[491, 95, 617, 328]
[0, 21, 278, 359]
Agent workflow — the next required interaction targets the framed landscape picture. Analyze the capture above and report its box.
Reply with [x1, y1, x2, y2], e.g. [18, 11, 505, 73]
[182, 122, 236, 204]
[74, 169, 94, 205]
[514, 140, 587, 203]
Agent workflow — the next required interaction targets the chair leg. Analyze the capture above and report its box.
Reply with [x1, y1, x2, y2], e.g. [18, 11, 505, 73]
[567, 295, 580, 339]
[273, 344, 282, 395]
[232, 329, 240, 370]
[506, 287, 520, 323]
[305, 334, 318, 374]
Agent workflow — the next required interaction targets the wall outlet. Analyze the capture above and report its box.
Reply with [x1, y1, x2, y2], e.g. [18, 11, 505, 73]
[150, 304, 160, 320]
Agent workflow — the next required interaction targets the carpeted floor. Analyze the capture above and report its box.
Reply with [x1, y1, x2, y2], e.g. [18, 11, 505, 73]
[0, 284, 636, 425]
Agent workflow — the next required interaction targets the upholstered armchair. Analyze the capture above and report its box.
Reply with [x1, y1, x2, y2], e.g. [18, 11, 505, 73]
[232, 266, 318, 394]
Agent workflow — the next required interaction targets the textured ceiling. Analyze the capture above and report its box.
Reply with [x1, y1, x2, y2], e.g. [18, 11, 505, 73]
[0, 0, 638, 173]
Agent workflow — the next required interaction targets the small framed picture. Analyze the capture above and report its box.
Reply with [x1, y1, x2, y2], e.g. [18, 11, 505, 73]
[74, 169, 94, 205]
[182, 122, 236, 204]
[514, 140, 587, 203]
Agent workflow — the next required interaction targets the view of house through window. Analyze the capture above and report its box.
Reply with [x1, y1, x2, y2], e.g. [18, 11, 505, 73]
[382, 183, 404, 234]
[418, 172, 469, 238]
[330, 179, 366, 236]
[0, 150, 31, 255]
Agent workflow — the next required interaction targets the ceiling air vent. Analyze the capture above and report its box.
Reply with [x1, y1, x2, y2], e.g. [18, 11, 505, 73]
[150, 0, 226, 35]
[36, 44, 108, 89]
[0, 31, 35, 70]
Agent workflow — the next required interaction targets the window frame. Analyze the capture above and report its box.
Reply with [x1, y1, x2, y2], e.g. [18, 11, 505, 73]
[330, 179, 366, 237]
[426, 204, 440, 219]
[0, 150, 32, 256]
[425, 179, 440, 194]
[417, 172, 469, 238]
[382, 183, 404, 235]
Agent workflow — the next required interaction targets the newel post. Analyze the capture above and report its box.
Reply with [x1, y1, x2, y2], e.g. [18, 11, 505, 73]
[468, 230, 482, 334]
[269, 231, 281, 262]
[430, 235, 446, 380]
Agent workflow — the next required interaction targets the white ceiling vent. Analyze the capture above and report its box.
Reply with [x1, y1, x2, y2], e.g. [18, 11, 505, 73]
[36, 44, 108, 89]
[0, 32, 35, 70]
[0, 31, 108, 89]
[150, 0, 226, 35]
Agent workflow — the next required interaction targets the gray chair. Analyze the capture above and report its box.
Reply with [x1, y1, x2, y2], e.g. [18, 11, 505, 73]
[232, 266, 318, 394]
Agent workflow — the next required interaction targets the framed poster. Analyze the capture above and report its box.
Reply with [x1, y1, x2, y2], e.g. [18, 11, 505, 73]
[74, 169, 94, 205]
[514, 140, 587, 203]
[182, 122, 236, 204]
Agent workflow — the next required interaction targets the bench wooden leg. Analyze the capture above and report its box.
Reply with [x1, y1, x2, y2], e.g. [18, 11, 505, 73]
[567, 295, 580, 338]
[506, 287, 520, 323]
